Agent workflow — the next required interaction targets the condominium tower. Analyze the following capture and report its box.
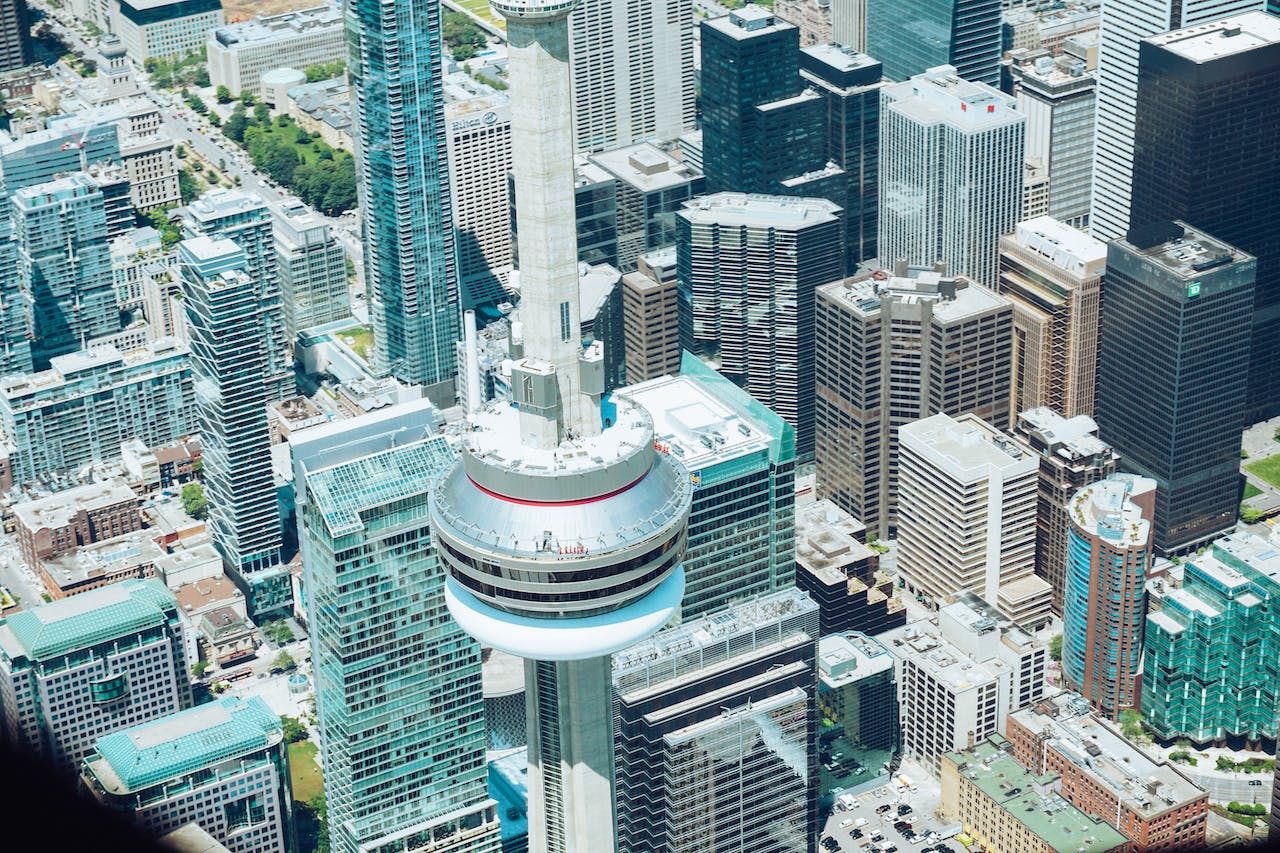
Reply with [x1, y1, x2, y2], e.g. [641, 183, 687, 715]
[348, 0, 459, 401]
[0, 0, 31, 73]
[814, 265, 1014, 539]
[273, 198, 349, 340]
[997, 216, 1106, 420]
[866, 0, 1002, 86]
[879, 66, 1025, 290]
[1095, 222, 1254, 554]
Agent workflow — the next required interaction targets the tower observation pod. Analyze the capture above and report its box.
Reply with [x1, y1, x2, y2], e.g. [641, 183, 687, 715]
[429, 0, 692, 851]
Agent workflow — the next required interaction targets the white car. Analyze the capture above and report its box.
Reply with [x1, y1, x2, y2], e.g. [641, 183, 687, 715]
[840, 819, 854, 829]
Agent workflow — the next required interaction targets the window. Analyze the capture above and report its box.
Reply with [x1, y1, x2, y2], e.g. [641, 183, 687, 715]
[560, 301, 571, 342]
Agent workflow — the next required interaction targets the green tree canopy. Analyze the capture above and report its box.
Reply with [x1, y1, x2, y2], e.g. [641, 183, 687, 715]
[180, 482, 208, 519]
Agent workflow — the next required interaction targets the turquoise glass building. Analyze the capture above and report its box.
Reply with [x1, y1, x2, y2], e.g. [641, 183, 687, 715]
[294, 401, 499, 853]
[1142, 532, 1280, 743]
[347, 0, 459, 402]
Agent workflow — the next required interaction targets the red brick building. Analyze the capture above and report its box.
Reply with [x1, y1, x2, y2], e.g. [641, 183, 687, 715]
[13, 481, 142, 570]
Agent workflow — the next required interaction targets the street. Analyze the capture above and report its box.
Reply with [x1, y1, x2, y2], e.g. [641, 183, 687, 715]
[0, 534, 47, 609]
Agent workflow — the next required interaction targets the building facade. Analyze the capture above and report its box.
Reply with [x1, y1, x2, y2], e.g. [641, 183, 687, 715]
[273, 198, 349, 340]
[81, 696, 293, 853]
[445, 92, 513, 309]
[678, 192, 843, 460]
[111, 0, 225, 65]
[612, 589, 821, 853]
[1095, 222, 1254, 554]
[0, 0, 31, 73]
[1062, 474, 1156, 720]
[0, 579, 192, 779]
[814, 266, 1014, 539]
[997, 217, 1106, 420]
[817, 632, 900, 795]
[207, 4, 345, 97]
[867, 0, 1002, 86]
[12, 480, 140, 568]
[878, 66, 1024, 291]
[620, 248, 681, 384]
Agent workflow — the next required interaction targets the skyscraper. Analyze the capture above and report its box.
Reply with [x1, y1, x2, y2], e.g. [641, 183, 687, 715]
[1095, 222, 1254, 554]
[348, 0, 459, 402]
[568, 0, 695, 153]
[293, 400, 500, 853]
[1062, 473, 1155, 721]
[429, 1, 693, 850]
[0, 0, 31, 73]
[1087, 0, 1262, 242]
[878, 66, 1025, 290]
[273, 198, 349, 340]
[678, 192, 844, 461]
[1131, 11, 1280, 420]
[179, 236, 285, 619]
[0, 208, 31, 376]
[866, 0, 1002, 86]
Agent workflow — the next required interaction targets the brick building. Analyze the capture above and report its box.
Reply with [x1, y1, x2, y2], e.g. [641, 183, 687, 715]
[13, 481, 142, 569]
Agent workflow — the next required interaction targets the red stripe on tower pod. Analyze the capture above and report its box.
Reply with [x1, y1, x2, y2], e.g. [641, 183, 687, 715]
[466, 468, 650, 507]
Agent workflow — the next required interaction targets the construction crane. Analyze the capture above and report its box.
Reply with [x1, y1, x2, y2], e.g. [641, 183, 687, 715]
[58, 125, 106, 173]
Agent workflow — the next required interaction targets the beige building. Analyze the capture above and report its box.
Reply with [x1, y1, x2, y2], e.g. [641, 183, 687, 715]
[998, 217, 1106, 421]
[206, 4, 345, 97]
[445, 91, 513, 304]
[620, 247, 680, 383]
[774, 0, 832, 46]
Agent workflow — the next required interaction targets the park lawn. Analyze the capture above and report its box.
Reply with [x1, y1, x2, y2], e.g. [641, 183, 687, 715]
[336, 325, 374, 362]
[1245, 454, 1280, 489]
[451, 0, 504, 28]
[1244, 482, 1263, 500]
[289, 740, 324, 802]
[252, 120, 324, 167]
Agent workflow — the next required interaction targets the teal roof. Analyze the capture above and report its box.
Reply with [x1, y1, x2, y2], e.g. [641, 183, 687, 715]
[304, 435, 457, 538]
[3, 579, 177, 660]
[679, 352, 796, 465]
[93, 696, 281, 792]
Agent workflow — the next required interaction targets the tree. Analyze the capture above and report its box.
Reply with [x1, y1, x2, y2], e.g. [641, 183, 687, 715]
[207, 111, 221, 128]
[264, 620, 295, 645]
[295, 126, 313, 146]
[180, 482, 208, 519]
[145, 207, 181, 247]
[1119, 709, 1146, 742]
[215, 84, 233, 103]
[320, 161, 358, 215]
[1242, 505, 1265, 524]
[178, 168, 200, 204]
[253, 102, 271, 124]
[224, 108, 249, 144]
[272, 650, 297, 673]
[280, 714, 308, 743]
[192, 660, 210, 678]
[1049, 633, 1063, 662]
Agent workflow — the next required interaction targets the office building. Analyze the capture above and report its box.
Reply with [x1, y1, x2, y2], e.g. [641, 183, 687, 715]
[1013, 408, 1118, 613]
[1007, 693, 1209, 852]
[0, 579, 192, 779]
[207, 4, 345, 97]
[620, 354, 796, 621]
[830, 0, 866, 50]
[568, 0, 695, 153]
[182, 190, 290, 402]
[587, 143, 704, 273]
[814, 265, 1014, 539]
[111, 0, 225, 65]
[620, 248, 680, 383]
[273, 198, 349, 341]
[1010, 50, 1096, 228]
[879, 66, 1025, 290]
[1143, 531, 1280, 744]
[429, 2, 693, 850]
[12, 174, 119, 369]
[1062, 474, 1155, 720]
[1095, 222, 1254, 554]
[867, 0, 1002, 86]
[445, 92, 513, 309]
[1131, 11, 1280, 421]
[817, 632, 900, 793]
[179, 237, 285, 620]
[898, 413, 1050, 628]
[292, 401, 500, 853]
[1088, 0, 1261, 242]
[0, 0, 31, 73]
[776, 0, 832, 45]
[799, 44, 885, 265]
[349, 0, 459, 402]
[883, 598, 1047, 774]
[679, 192, 843, 460]
[81, 696, 293, 853]
[997, 217, 1106, 419]
[0, 118, 120, 193]
[0, 339, 193, 486]
[940, 737, 1129, 853]
[794, 500, 905, 638]
[612, 589, 821, 853]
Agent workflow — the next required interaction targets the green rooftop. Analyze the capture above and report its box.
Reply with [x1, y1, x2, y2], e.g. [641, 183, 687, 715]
[90, 695, 281, 792]
[304, 435, 457, 538]
[2, 579, 178, 661]
[946, 739, 1128, 853]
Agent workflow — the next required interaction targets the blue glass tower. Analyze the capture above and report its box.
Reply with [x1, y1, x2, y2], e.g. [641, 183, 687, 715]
[867, 0, 1001, 86]
[348, 0, 460, 403]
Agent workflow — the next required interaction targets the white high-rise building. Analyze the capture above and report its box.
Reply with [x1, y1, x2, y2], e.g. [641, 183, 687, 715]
[897, 412, 1050, 629]
[878, 65, 1025, 290]
[1088, 0, 1263, 241]
[445, 91, 513, 307]
[568, 0, 696, 153]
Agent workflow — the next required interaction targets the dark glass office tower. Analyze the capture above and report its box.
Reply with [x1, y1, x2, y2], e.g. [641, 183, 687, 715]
[1131, 12, 1280, 422]
[867, 0, 1001, 86]
[1095, 222, 1255, 555]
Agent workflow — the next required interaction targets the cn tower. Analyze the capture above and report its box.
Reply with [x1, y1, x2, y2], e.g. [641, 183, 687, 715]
[429, 0, 692, 850]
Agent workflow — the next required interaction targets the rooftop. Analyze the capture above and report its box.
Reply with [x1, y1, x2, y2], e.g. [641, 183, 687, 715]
[884, 65, 1023, 130]
[795, 500, 875, 585]
[87, 696, 281, 793]
[1015, 408, 1113, 462]
[184, 188, 267, 223]
[881, 618, 1010, 694]
[172, 574, 242, 614]
[1121, 221, 1251, 281]
[900, 413, 1037, 479]
[679, 192, 842, 230]
[1011, 693, 1206, 819]
[704, 5, 791, 40]
[818, 267, 1009, 323]
[818, 632, 894, 686]
[588, 143, 702, 193]
[800, 43, 880, 74]
[1007, 217, 1106, 277]
[211, 3, 341, 45]
[12, 480, 138, 532]
[1146, 11, 1280, 63]
[41, 530, 164, 591]
[1, 578, 177, 661]
[1069, 475, 1155, 548]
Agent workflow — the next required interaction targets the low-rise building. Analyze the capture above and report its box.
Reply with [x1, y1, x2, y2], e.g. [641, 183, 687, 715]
[207, 3, 344, 97]
[38, 529, 165, 600]
[1006, 693, 1208, 852]
[941, 736, 1130, 853]
[81, 696, 293, 853]
[285, 76, 352, 150]
[154, 541, 223, 590]
[13, 480, 141, 568]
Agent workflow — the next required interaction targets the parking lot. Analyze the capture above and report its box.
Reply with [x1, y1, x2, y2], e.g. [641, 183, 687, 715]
[821, 759, 961, 853]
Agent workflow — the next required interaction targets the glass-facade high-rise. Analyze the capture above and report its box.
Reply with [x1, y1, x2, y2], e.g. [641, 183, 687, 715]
[348, 0, 459, 403]
[294, 402, 500, 853]
[866, 0, 1001, 86]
